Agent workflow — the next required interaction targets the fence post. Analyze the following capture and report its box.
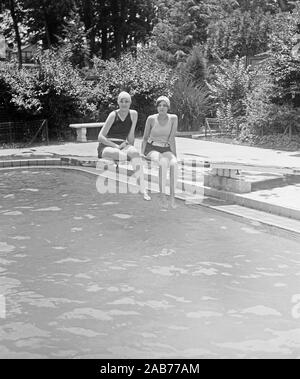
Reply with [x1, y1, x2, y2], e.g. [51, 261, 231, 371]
[45, 120, 49, 145]
[9, 121, 12, 144]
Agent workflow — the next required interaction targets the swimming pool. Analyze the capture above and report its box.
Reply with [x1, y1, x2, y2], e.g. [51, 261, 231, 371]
[0, 169, 300, 358]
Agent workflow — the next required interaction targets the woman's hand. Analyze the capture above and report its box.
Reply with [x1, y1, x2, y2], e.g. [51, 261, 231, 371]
[119, 141, 129, 150]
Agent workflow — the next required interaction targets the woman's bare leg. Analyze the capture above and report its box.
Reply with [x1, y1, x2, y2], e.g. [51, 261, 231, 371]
[102, 147, 128, 162]
[162, 152, 178, 208]
[126, 146, 151, 200]
[146, 151, 167, 206]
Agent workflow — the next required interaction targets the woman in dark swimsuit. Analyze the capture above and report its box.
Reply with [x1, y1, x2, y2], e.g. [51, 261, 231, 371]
[98, 92, 150, 200]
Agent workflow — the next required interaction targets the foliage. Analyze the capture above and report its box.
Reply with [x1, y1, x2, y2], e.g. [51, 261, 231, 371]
[240, 100, 300, 142]
[22, 0, 75, 48]
[1, 0, 155, 63]
[171, 77, 211, 131]
[239, 73, 275, 136]
[152, 0, 281, 64]
[216, 103, 240, 136]
[0, 1, 28, 45]
[207, 56, 256, 132]
[238, 133, 300, 151]
[267, 3, 300, 106]
[179, 45, 208, 85]
[91, 46, 174, 130]
[152, 0, 223, 64]
[0, 61, 41, 116]
[61, 8, 90, 68]
[0, 50, 94, 137]
[1, 0, 299, 143]
[34, 49, 94, 137]
[206, 7, 275, 60]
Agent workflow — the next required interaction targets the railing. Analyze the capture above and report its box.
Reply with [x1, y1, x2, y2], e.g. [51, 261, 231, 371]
[204, 118, 224, 137]
[0, 119, 49, 146]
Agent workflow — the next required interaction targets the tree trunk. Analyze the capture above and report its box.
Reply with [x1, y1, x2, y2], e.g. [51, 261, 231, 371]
[9, 0, 22, 69]
[80, 0, 96, 57]
[111, 0, 122, 58]
[41, 0, 51, 49]
[101, 27, 108, 60]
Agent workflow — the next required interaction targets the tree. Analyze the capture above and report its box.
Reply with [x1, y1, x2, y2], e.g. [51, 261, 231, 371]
[107, 0, 155, 58]
[152, 0, 219, 62]
[22, 0, 74, 49]
[206, 0, 281, 60]
[61, 8, 90, 68]
[0, 0, 25, 68]
[268, 3, 300, 106]
[75, 0, 98, 57]
[75, 0, 155, 60]
[91, 46, 173, 129]
[179, 44, 208, 85]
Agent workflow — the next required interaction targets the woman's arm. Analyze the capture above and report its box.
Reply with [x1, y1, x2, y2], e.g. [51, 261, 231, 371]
[169, 115, 178, 157]
[98, 112, 120, 149]
[141, 116, 152, 155]
[126, 110, 138, 146]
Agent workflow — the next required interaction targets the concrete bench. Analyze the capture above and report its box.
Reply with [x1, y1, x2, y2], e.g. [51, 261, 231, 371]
[69, 122, 104, 142]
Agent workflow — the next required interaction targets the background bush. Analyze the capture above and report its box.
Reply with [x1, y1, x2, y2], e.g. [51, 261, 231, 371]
[207, 56, 256, 134]
[91, 47, 174, 133]
[0, 49, 93, 139]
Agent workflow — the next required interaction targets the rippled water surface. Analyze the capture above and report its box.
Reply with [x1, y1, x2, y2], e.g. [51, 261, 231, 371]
[0, 169, 300, 359]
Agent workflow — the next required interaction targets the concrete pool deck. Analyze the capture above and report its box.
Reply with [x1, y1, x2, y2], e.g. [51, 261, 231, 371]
[1, 138, 299, 168]
[1, 138, 300, 234]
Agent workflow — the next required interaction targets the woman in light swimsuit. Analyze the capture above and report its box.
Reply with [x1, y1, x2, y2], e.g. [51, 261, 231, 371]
[142, 96, 178, 207]
[98, 92, 150, 200]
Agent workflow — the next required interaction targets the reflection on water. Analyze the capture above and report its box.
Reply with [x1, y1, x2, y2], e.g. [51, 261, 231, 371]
[0, 169, 300, 358]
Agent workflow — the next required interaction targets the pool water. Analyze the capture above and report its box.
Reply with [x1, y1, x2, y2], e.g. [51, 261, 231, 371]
[0, 169, 300, 359]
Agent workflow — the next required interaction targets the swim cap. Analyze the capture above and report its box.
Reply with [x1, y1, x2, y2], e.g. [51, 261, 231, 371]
[156, 96, 171, 108]
[118, 91, 132, 102]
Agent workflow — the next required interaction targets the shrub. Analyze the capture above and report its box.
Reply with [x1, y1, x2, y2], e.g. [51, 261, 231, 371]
[238, 133, 300, 151]
[267, 4, 300, 106]
[0, 49, 94, 139]
[35, 49, 94, 137]
[207, 56, 262, 134]
[171, 76, 210, 131]
[216, 103, 240, 136]
[240, 72, 275, 136]
[0, 62, 42, 118]
[179, 45, 208, 85]
[91, 47, 174, 131]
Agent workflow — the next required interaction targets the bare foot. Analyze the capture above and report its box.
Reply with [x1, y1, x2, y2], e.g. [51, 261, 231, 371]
[170, 197, 178, 209]
[159, 194, 169, 209]
[143, 191, 151, 201]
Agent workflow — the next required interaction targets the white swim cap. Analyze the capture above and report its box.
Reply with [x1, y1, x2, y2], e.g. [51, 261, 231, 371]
[156, 96, 171, 108]
[118, 91, 132, 102]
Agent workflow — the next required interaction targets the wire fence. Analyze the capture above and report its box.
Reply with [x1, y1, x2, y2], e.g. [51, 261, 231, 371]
[0, 119, 49, 146]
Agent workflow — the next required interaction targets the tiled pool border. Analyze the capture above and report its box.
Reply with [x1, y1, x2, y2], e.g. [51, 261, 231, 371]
[0, 158, 64, 168]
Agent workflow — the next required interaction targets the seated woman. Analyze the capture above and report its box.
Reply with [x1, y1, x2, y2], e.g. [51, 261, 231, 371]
[141, 96, 178, 207]
[98, 91, 150, 200]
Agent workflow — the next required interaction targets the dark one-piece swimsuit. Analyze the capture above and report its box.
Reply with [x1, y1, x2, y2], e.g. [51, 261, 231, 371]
[98, 111, 132, 159]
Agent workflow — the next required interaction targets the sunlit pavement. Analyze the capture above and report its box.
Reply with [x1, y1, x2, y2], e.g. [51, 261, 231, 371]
[0, 138, 299, 169]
